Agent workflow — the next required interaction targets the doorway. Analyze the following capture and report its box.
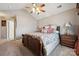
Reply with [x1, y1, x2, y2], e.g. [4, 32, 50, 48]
[0, 16, 16, 40]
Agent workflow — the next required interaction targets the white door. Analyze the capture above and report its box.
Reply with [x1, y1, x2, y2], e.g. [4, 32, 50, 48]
[7, 20, 14, 40]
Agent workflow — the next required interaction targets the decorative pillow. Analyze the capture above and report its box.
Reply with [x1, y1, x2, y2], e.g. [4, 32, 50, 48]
[51, 25, 57, 30]
[47, 26, 54, 33]
[41, 25, 57, 33]
[42, 27, 47, 33]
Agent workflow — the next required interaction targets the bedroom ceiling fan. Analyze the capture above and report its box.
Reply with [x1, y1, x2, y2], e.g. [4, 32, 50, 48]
[25, 3, 45, 15]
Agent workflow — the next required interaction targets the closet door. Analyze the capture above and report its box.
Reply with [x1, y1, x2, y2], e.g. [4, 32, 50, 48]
[7, 19, 14, 40]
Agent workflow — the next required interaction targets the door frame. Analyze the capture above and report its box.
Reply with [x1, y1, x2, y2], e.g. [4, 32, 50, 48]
[7, 16, 16, 40]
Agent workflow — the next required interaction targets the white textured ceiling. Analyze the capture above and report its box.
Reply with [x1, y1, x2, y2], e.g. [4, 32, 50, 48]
[0, 3, 76, 20]
[0, 3, 27, 10]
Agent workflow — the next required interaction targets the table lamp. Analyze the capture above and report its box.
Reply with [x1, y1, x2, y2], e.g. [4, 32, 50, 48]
[64, 22, 72, 35]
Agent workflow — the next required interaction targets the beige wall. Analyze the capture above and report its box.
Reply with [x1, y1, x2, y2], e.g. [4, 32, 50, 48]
[38, 9, 78, 34]
[0, 8, 79, 38]
[0, 10, 37, 39]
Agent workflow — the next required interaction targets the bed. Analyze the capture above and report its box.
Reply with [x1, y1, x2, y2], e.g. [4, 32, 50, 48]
[22, 26, 60, 56]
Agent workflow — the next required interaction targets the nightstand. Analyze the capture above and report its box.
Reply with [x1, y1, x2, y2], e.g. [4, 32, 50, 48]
[60, 35, 77, 48]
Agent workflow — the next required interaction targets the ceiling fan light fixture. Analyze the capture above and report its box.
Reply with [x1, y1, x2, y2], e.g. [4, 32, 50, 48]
[32, 7, 36, 12]
[36, 11, 40, 15]
[32, 3, 36, 7]
[36, 8, 41, 12]
[26, 3, 45, 15]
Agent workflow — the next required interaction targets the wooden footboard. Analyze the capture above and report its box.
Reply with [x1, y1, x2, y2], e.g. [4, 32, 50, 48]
[22, 26, 60, 56]
[22, 34, 46, 56]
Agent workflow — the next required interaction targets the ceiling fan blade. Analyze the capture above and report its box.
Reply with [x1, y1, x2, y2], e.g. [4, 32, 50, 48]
[41, 10, 45, 12]
[32, 3, 37, 7]
[40, 4, 45, 7]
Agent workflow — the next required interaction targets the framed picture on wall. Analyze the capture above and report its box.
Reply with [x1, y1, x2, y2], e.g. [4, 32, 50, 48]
[1, 20, 6, 26]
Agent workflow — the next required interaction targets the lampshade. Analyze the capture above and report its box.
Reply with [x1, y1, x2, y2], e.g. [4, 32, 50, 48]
[65, 22, 72, 27]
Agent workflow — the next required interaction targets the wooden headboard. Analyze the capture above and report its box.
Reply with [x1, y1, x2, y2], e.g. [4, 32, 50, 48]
[57, 26, 61, 39]
[57, 26, 60, 31]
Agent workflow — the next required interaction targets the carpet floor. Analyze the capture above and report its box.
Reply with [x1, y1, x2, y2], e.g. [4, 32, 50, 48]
[0, 39, 76, 56]
[49, 45, 76, 56]
[0, 39, 34, 56]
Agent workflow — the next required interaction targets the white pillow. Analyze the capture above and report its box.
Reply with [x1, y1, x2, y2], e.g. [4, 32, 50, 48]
[51, 25, 57, 30]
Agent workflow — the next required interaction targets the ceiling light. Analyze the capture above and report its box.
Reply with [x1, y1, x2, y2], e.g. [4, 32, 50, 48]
[25, 3, 45, 15]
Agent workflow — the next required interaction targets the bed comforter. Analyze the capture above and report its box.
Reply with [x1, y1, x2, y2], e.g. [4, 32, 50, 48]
[27, 32, 59, 55]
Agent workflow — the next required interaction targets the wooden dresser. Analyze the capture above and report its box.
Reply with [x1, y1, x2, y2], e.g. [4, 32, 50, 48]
[75, 37, 79, 56]
[74, 27, 79, 55]
[60, 35, 77, 48]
